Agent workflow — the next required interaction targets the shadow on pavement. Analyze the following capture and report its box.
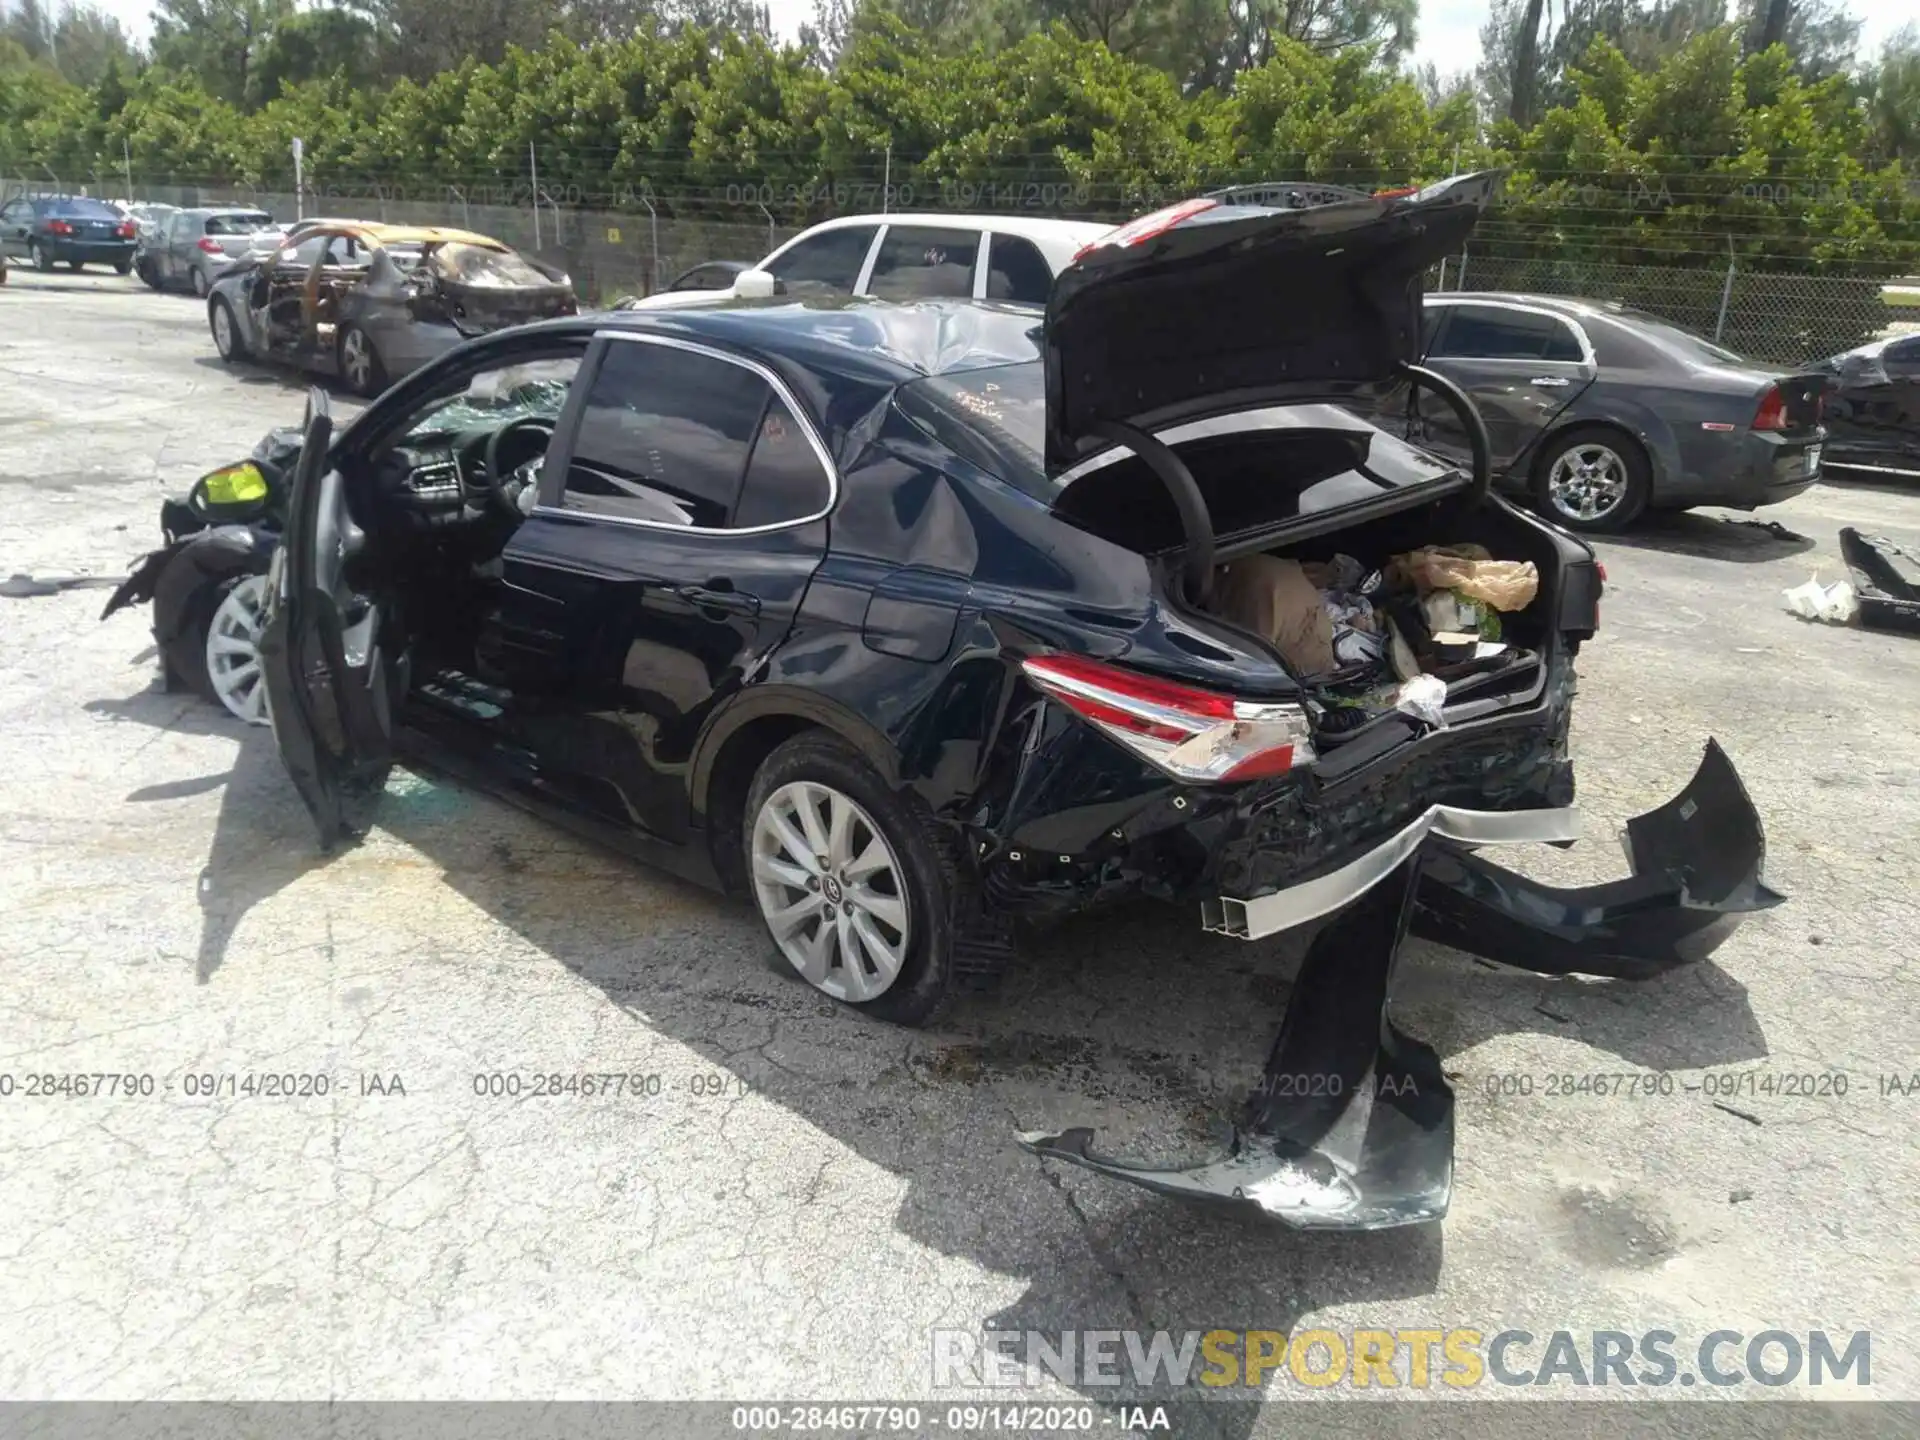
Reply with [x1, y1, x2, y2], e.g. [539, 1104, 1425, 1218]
[1600, 511, 1816, 564]
[131, 710, 1773, 1427]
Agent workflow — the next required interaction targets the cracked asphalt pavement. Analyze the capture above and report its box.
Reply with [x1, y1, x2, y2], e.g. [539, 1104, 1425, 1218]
[3, 270, 1918, 1425]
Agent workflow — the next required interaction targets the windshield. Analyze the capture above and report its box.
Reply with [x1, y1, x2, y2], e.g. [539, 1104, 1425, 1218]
[206, 212, 276, 236]
[49, 198, 121, 220]
[404, 358, 581, 440]
[432, 243, 556, 288]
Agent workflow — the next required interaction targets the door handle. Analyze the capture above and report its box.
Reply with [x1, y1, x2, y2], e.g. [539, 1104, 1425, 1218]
[1529, 376, 1571, 387]
[672, 582, 761, 617]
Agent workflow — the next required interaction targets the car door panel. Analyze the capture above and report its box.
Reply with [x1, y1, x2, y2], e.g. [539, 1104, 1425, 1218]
[476, 334, 833, 843]
[257, 388, 403, 848]
[1404, 304, 1597, 476]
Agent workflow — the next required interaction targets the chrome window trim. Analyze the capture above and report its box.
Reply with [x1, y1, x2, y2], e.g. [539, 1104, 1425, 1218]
[1424, 295, 1596, 366]
[530, 329, 841, 538]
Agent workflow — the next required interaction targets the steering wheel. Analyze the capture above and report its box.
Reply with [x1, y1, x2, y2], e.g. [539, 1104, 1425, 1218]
[470, 416, 556, 522]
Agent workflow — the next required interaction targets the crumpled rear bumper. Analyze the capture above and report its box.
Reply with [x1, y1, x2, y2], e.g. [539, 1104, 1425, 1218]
[1020, 738, 1781, 1230]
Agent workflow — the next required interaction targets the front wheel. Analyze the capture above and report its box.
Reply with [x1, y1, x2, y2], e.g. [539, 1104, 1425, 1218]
[180, 571, 273, 724]
[338, 324, 386, 397]
[745, 733, 956, 1027]
[1532, 427, 1650, 533]
[190, 265, 209, 298]
[136, 256, 161, 290]
[210, 296, 248, 361]
[67, 259, 85, 272]
[114, 258, 132, 276]
[30, 242, 52, 273]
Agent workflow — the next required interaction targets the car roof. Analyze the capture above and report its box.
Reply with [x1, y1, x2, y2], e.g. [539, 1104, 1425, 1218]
[292, 221, 507, 249]
[553, 296, 1044, 387]
[784, 212, 1112, 245]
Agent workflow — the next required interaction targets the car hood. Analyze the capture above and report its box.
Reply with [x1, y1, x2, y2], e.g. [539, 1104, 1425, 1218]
[1043, 170, 1500, 473]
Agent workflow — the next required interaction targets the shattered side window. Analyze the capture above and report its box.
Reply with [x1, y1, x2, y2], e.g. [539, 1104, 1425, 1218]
[404, 357, 582, 439]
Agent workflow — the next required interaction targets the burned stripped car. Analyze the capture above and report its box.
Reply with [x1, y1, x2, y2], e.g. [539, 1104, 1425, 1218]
[206, 222, 576, 397]
[253, 172, 1782, 1230]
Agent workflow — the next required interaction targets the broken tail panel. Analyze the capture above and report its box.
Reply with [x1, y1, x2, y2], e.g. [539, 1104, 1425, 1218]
[1020, 850, 1453, 1230]
[1412, 738, 1783, 979]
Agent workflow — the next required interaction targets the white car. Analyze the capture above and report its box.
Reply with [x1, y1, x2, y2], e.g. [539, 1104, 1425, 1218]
[625, 213, 1114, 310]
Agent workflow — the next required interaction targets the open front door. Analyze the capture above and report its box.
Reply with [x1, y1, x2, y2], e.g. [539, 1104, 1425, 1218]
[257, 387, 401, 849]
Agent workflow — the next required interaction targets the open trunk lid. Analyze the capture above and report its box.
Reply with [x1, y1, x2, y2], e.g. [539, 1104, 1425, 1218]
[1043, 170, 1501, 475]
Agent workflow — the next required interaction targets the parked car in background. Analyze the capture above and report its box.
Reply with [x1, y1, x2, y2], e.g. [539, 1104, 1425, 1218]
[135, 206, 280, 296]
[110, 200, 178, 241]
[0, 194, 138, 273]
[621, 213, 1113, 310]
[1811, 333, 1920, 483]
[659, 259, 752, 295]
[206, 220, 577, 395]
[1368, 292, 1829, 531]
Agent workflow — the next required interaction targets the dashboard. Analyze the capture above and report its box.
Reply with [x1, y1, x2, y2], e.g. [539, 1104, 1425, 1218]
[374, 418, 554, 531]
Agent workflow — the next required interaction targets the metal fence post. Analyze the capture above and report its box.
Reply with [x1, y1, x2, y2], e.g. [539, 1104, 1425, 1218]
[1437, 257, 1448, 290]
[1457, 247, 1468, 290]
[1714, 241, 1736, 343]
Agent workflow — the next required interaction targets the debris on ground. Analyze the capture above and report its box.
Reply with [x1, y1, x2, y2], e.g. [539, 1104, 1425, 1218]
[1839, 527, 1920, 637]
[1782, 575, 1858, 624]
[0, 573, 119, 599]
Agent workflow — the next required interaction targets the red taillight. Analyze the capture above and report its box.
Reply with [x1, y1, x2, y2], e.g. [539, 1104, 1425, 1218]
[1596, 563, 1608, 584]
[196, 237, 224, 254]
[47, 219, 73, 235]
[1752, 385, 1787, 432]
[115, 221, 136, 239]
[1021, 653, 1314, 783]
[1074, 197, 1220, 262]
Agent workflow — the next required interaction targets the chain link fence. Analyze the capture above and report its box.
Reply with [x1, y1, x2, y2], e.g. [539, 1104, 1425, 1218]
[12, 173, 1899, 360]
[1429, 253, 1891, 364]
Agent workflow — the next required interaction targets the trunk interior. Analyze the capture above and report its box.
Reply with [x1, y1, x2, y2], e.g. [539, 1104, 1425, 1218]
[1165, 491, 1569, 751]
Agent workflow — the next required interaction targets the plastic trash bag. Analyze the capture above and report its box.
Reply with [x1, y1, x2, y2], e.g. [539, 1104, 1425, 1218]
[1394, 674, 1449, 728]
[1390, 546, 1539, 611]
[1782, 576, 1858, 624]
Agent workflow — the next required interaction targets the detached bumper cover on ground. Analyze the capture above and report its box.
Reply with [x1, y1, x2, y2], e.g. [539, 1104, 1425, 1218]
[1021, 739, 1781, 1230]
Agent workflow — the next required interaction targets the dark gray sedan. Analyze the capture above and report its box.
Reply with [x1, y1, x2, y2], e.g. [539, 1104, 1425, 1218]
[1373, 293, 1829, 531]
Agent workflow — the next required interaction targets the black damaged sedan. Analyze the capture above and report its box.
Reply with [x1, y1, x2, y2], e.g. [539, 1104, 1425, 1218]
[220, 173, 1784, 1229]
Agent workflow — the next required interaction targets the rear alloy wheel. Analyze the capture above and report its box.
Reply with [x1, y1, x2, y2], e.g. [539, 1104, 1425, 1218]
[31, 241, 52, 273]
[745, 734, 956, 1026]
[210, 296, 247, 361]
[203, 574, 272, 725]
[190, 265, 209, 298]
[338, 325, 386, 397]
[1534, 428, 1650, 533]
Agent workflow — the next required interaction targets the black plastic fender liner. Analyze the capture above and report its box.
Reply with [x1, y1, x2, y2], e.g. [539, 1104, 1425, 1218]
[1020, 849, 1455, 1230]
[1411, 738, 1785, 979]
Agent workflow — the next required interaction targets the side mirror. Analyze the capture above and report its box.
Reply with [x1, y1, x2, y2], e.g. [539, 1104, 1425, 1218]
[732, 268, 778, 300]
[188, 459, 282, 524]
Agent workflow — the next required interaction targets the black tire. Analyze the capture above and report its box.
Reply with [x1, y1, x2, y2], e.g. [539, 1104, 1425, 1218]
[210, 295, 249, 361]
[31, 241, 53, 273]
[338, 324, 387, 397]
[136, 256, 161, 290]
[190, 265, 209, 298]
[114, 258, 132, 276]
[169, 574, 240, 707]
[68, 259, 84, 272]
[744, 732, 959, 1028]
[1530, 425, 1651, 533]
